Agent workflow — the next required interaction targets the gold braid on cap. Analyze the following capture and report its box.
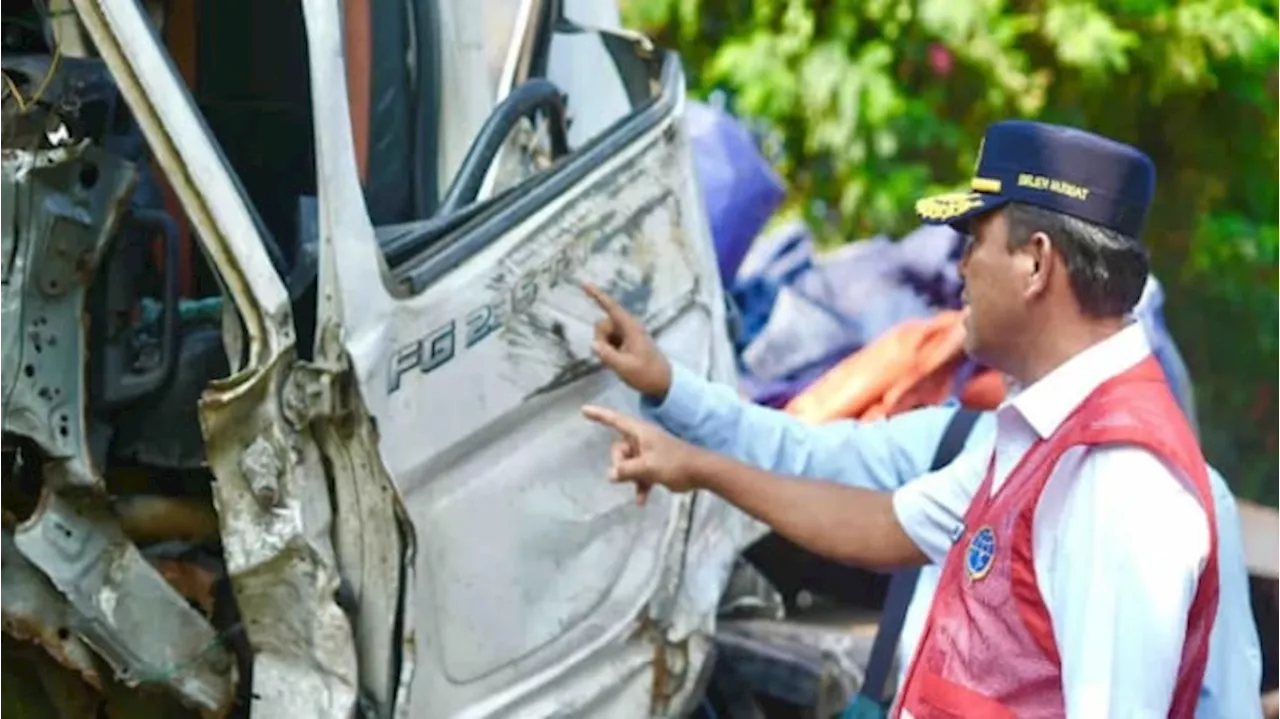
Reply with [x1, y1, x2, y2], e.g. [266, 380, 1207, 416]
[915, 192, 984, 221]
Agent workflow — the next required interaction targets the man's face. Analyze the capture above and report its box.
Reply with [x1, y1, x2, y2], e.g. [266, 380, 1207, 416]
[958, 209, 1031, 369]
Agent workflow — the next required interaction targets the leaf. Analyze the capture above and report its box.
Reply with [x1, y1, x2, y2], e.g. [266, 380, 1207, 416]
[1041, 2, 1140, 74]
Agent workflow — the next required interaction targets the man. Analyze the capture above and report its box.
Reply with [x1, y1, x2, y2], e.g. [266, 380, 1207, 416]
[578, 280, 1262, 718]
[582, 121, 1220, 717]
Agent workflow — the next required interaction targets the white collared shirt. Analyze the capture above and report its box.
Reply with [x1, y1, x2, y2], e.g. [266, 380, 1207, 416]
[893, 323, 1212, 717]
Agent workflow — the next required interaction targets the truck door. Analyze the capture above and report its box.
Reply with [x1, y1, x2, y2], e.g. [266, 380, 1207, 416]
[302, 0, 750, 715]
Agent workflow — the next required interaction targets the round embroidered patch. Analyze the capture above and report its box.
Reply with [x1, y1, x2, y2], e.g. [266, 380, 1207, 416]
[965, 526, 997, 581]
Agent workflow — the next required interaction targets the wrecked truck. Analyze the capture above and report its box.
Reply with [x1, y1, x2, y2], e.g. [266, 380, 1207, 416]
[2, 0, 769, 715]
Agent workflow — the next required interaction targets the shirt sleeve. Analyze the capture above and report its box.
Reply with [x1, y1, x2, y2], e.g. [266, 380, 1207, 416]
[891, 443, 992, 564]
[1038, 446, 1211, 718]
[642, 362, 959, 491]
[1196, 468, 1263, 719]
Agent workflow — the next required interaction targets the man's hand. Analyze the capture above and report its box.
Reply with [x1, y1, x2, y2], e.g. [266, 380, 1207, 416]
[583, 283, 673, 401]
[582, 404, 702, 506]
[582, 404, 924, 569]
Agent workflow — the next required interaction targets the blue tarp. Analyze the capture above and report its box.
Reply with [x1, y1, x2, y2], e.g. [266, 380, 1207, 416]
[686, 101, 786, 286]
[729, 222, 966, 406]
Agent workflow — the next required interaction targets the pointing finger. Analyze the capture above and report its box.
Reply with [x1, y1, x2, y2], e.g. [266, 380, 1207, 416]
[582, 404, 641, 439]
[583, 282, 638, 330]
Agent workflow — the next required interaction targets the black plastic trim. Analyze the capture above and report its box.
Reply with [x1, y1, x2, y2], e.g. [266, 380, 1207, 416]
[435, 78, 571, 216]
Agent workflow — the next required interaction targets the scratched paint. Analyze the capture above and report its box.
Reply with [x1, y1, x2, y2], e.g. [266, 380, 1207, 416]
[380, 129, 701, 419]
[489, 157, 697, 397]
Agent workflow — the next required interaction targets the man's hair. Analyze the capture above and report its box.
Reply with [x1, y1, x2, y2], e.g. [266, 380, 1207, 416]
[1004, 202, 1149, 318]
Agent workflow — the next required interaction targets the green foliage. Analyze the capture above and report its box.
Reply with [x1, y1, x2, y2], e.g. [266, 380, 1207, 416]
[624, 0, 1280, 504]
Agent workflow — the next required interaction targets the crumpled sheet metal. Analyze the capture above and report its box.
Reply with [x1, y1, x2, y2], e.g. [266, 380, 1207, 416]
[1, 103, 234, 716]
[13, 492, 235, 713]
[2, 528, 102, 688]
[200, 355, 360, 719]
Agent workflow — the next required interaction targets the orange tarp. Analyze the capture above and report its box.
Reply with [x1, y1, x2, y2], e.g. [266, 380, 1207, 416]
[784, 310, 1006, 424]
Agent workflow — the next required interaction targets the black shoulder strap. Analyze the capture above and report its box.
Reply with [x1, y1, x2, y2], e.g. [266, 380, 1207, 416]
[857, 408, 982, 706]
[929, 408, 983, 473]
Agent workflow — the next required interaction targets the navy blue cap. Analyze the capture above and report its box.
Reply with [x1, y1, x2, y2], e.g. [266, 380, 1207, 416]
[915, 120, 1156, 238]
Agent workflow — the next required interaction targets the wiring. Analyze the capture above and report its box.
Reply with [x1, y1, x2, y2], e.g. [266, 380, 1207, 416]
[1, 41, 62, 114]
[3, 0, 64, 114]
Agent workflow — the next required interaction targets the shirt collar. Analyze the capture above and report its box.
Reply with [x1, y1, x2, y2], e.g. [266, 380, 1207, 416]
[1004, 322, 1152, 439]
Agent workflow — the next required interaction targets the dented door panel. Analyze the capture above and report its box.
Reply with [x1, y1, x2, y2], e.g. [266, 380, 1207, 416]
[304, 0, 757, 706]
[355, 121, 734, 718]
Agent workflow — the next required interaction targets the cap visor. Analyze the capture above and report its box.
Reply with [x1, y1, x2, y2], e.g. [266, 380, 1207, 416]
[914, 192, 1008, 233]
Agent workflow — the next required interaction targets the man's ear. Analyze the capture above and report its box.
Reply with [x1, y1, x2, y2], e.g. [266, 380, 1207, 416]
[1023, 231, 1054, 298]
